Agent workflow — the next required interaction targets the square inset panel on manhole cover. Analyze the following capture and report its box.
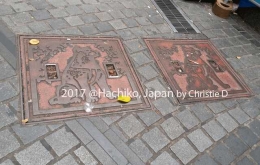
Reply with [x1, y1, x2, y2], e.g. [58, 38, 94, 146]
[144, 39, 252, 104]
[18, 35, 151, 123]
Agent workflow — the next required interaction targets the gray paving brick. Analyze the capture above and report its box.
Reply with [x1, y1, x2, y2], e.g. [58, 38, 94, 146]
[240, 97, 260, 118]
[96, 4, 111, 12]
[95, 12, 113, 21]
[243, 44, 259, 55]
[228, 107, 250, 124]
[109, 19, 127, 30]
[74, 146, 98, 165]
[0, 82, 18, 102]
[123, 18, 139, 28]
[237, 36, 250, 44]
[250, 146, 260, 164]
[82, 0, 98, 3]
[241, 67, 260, 81]
[134, 9, 149, 17]
[46, 0, 68, 7]
[221, 99, 237, 108]
[78, 118, 128, 165]
[30, 10, 51, 21]
[153, 98, 177, 116]
[224, 134, 248, 156]
[124, 39, 145, 53]
[221, 46, 248, 58]
[194, 154, 218, 165]
[81, 14, 99, 23]
[65, 0, 82, 5]
[226, 58, 246, 70]
[0, 5, 14, 15]
[101, 114, 121, 126]
[79, 24, 99, 35]
[240, 55, 260, 67]
[54, 154, 78, 165]
[138, 65, 158, 80]
[176, 109, 199, 129]
[10, 12, 34, 25]
[129, 139, 152, 162]
[89, 116, 109, 133]
[61, 27, 83, 35]
[249, 119, 260, 137]
[171, 138, 198, 164]
[11, 3, 35, 12]
[137, 110, 160, 126]
[161, 117, 185, 140]
[10, 25, 32, 34]
[207, 102, 226, 114]
[0, 159, 14, 165]
[15, 141, 53, 165]
[0, 61, 16, 80]
[87, 141, 117, 165]
[202, 120, 227, 141]
[48, 123, 63, 131]
[236, 126, 259, 147]
[110, 124, 128, 142]
[117, 29, 136, 40]
[45, 127, 79, 156]
[130, 27, 148, 36]
[64, 16, 84, 26]
[211, 143, 235, 165]
[49, 8, 68, 18]
[108, 2, 125, 9]
[216, 112, 238, 132]
[135, 17, 151, 26]
[104, 129, 144, 165]
[94, 22, 114, 32]
[191, 103, 214, 122]
[65, 5, 83, 15]
[211, 38, 233, 48]
[131, 52, 151, 66]
[28, 22, 51, 33]
[148, 15, 164, 24]
[121, 1, 136, 8]
[237, 157, 254, 165]
[65, 120, 92, 145]
[80, 4, 98, 13]
[143, 25, 160, 35]
[30, 0, 51, 10]
[12, 124, 48, 145]
[109, 11, 125, 19]
[142, 127, 170, 152]
[188, 129, 213, 152]
[48, 19, 69, 30]
[156, 24, 172, 33]
[0, 129, 20, 159]
[118, 114, 144, 138]
[121, 9, 137, 17]
[151, 151, 179, 165]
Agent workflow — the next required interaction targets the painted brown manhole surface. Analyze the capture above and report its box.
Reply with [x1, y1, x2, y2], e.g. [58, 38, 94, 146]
[144, 39, 252, 104]
[19, 35, 151, 123]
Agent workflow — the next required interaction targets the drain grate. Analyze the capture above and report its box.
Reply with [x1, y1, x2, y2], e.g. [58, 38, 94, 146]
[153, 0, 199, 33]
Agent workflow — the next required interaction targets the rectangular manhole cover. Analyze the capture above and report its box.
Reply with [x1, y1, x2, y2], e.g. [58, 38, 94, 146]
[18, 35, 151, 123]
[144, 39, 252, 104]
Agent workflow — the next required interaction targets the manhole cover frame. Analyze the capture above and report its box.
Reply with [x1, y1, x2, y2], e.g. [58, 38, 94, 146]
[18, 35, 152, 123]
[144, 38, 253, 104]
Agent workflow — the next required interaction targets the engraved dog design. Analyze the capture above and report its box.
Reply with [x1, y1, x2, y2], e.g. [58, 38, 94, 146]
[182, 46, 230, 90]
[49, 46, 113, 105]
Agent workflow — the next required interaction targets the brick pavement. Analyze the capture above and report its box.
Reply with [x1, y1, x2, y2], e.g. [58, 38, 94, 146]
[0, 0, 260, 164]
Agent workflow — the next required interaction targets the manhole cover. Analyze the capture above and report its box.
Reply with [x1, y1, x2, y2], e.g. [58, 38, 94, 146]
[145, 39, 252, 104]
[18, 35, 151, 123]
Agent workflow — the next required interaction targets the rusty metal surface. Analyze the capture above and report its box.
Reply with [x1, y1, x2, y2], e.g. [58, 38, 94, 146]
[144, 39, 253, 104]
[18, 35, 151, 123]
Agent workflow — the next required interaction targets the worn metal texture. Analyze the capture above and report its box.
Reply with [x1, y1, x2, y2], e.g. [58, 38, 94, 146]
[18, 35, 151, 123]
[145, 39, 252, 104]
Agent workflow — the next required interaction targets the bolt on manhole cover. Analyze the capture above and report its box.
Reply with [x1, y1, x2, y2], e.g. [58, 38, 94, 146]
[144, 39, 253, 104]
[18, 35, 151, 123]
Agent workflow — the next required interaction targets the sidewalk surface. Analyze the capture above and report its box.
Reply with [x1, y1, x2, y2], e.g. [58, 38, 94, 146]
[0, 0, 260, 164]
